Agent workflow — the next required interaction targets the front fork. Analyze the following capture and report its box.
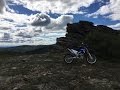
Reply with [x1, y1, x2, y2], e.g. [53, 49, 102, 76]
[85, 48, 93, 59]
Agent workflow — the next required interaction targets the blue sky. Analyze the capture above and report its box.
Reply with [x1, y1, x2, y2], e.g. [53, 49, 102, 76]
[0, 0, 120, 46]
[8, 0, 120, 25]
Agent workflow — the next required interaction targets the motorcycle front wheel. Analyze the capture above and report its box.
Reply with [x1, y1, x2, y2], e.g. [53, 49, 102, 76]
[64, 54, 74, 64]
[86, 54, 97, 64]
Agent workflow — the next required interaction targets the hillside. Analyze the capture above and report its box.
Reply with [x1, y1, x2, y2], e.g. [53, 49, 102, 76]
[0, 21, 120, 90]
[0, 51, 120, 90]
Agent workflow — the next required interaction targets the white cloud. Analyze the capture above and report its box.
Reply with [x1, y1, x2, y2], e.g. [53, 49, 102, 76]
[8, 0, 95, 14]
[108, 23, 120, 30]
[15, 30, 35, 38]
[87, 0, 120, 21]
[30, 13, 73, 32]
[1, 11, 29, 23]
[0, 32, 13, 42]
[0, 11, 30, 36]
[45, 14, 73, 31]
[107, 13, 120, 21]
[31, 13, 51, 26]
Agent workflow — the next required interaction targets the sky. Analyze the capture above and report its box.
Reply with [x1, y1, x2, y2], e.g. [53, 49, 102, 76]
[0, 0, 120, 47]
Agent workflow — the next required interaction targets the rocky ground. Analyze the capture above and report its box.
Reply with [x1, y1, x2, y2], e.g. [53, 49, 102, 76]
[0, 52, 120, 90]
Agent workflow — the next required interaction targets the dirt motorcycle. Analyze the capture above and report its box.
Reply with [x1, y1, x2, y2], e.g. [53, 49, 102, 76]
[64, 43, 97, 64]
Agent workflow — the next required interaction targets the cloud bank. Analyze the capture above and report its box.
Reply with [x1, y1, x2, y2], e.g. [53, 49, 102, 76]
[0, 11, 73, 45]
[88, 0, 120, 21]
[8, 0, 95, 14]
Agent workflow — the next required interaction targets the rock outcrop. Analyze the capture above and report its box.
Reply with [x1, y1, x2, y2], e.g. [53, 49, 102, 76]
[56, 21, 95, 48]
[56, 21, 120, 59]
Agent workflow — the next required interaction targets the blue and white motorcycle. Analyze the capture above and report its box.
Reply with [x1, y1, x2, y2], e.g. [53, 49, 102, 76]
[64, 43, 97, 64]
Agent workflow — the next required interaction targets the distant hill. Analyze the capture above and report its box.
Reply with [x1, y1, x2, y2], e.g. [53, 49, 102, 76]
[0, 45, 54, 54]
